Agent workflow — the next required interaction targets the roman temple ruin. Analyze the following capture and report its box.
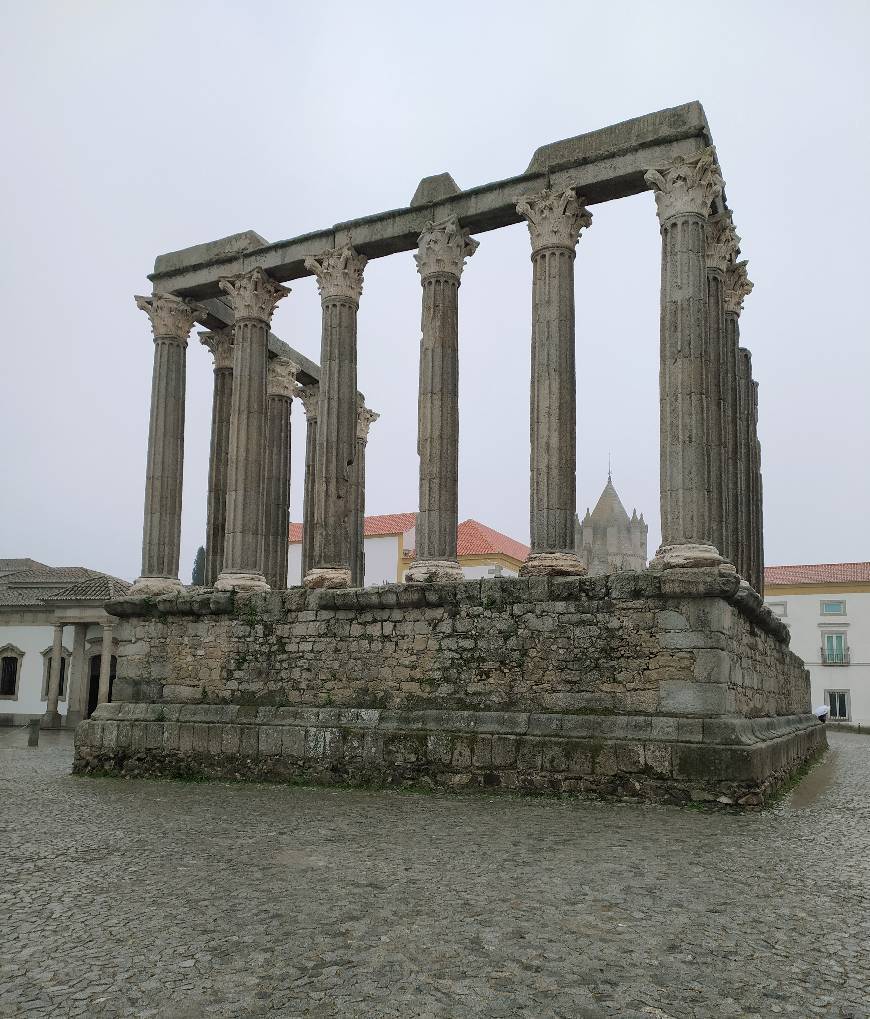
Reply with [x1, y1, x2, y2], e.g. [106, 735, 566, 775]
[73, 102, 825, 804]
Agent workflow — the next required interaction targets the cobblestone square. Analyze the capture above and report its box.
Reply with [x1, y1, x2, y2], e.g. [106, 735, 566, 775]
[1, 729, 868, 1018]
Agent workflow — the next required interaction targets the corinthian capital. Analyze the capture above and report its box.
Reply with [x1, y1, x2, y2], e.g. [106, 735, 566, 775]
[134, 293, 199, 342]
[357, 405, 379, 441]
[644, 147, 723, 223]
[218, 267, 289, 323]
[304, 245, 367, 304]
[198, 329, 234, 370]
[266, 356, 301, 398]
[516, 187, 592, 253]
[415, 217, 479, 279]
[706, 211, 741, 274]
[724, 259, 754, 316]
[298, 384, 320, 421]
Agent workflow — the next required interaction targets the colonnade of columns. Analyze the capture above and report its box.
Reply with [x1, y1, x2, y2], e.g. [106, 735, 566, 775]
[131, 145, 764, 595]
[41, 619, 116, 729]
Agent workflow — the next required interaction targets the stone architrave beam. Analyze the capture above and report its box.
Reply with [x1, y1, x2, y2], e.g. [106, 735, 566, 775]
[148, 104, 717, 301]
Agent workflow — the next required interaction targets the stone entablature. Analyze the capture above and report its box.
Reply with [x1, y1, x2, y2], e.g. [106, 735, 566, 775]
[73, 570, 824, 804]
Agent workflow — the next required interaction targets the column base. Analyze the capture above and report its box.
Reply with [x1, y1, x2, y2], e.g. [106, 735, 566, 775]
[650, 543, 731, 570]
[129, 576, 185, 596]
[214, 572, 270, 593]
[40, 710, 62, 730]
[519, 552, 587, 577]
[405, 559, 464, 583]
[303, 568, 352, 590]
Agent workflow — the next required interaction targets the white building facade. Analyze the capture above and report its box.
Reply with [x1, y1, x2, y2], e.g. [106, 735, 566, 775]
[764, 562, 870, 728]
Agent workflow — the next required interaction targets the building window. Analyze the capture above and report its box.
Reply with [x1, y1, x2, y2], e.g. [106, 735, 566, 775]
[827, 690, 850, 720]
[820, 600, 846, 616]
[821, 632, 850, 666]
[41, 647, 71, 700]
[0, 645, 24, 698]
[766, 601, 787, 617]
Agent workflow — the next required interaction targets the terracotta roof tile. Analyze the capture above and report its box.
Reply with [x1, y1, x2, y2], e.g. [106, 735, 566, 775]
[764, 562, 870, 586]
[290, 513, 417, 543]
[456, 520, 529, 562]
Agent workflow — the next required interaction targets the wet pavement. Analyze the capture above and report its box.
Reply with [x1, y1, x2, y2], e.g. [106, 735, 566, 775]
[1, 727, 867, 1018]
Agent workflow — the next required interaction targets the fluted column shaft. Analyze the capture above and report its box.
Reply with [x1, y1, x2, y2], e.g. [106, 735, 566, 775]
[303, 247, 367, 589]
[351, 405, 378, 587]
[736, 348, 752, 582]
[722, 311, 741, 566]
[705, 265, 726, 556]
[749, 378, 763, 594]
[407, 218, 477, 582]
[517, 188, 591, 576]
[216, 269, 289, 592]
[132, 294, 199, 593]
[200, 330, 234, 587]
[263, 358, 299, 591]
[97, 624, 114, 706]
[299, 387, 319, 577]
[645, 149, 724, 567]
[41, 621, 64, 727]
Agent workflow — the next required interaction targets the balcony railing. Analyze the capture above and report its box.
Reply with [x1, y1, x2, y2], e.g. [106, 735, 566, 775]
[821, 647, 850, 665]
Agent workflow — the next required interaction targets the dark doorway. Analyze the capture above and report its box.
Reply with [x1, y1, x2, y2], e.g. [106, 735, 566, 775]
[85, 654, 117, 719]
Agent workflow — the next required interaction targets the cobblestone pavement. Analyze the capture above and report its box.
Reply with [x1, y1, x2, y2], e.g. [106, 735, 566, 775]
[1, 728, 868, 1018]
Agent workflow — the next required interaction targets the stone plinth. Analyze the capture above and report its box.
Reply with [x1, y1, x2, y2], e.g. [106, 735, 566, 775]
[74, 569, 824, 806]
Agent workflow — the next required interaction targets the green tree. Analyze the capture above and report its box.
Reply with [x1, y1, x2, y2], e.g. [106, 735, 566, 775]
[191, 545, 206, 586]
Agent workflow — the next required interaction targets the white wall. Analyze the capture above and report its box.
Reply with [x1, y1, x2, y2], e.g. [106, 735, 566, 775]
[765, 590, 870, 725]
[1, 622, 69, 717]
[365, 535, 401, 586]
[288, 543, 303, 587]
[461, 563, 518, 579]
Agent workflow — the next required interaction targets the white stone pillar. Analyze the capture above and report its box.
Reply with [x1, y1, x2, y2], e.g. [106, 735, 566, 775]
[644, 148, 724, 569]
[263, 357, 300, 591]
[298, 385, 319, 578]
[131, 294, 200, 595]
[215, 268, 290, 592]
[97, 623, 114, 706]
[199, 329, 234, 587]
[351, 402, 379, 587]
[41, 621, 64, 728]
[303, 246, 367, 590]
[516, 187, 591, 576]
[406, 217, 477, 583]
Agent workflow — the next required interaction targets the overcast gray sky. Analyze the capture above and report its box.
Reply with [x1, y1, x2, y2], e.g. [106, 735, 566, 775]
[2, 1, 868, 582]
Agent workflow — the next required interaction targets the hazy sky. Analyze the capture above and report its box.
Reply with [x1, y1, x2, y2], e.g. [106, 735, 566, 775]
[2, 1, 868, 582]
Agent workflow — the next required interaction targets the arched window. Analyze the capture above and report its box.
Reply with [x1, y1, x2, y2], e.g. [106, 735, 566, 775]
[42, 646, 72, 700]
[0, 645, 24, 699]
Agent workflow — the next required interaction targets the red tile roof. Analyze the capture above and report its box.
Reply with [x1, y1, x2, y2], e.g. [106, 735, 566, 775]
[289, 512, 417, 544]
[765, 562, 870, 586]
[455, 519, 529, 563]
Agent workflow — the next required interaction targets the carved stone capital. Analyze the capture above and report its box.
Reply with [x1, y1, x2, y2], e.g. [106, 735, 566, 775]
[304, 245, 367, 304]
[644, 147, 723, 223]
[198, 329, 234, 370]
[357, 405, 379, 441]
[706, 211, 741, 274]
[218, 267, 289, 323]
[134, 293, 199, 342]
[516, 187, 592, 253]
[266, 356, 301, 399]
[415, 216, 479, 279]
[298, 384, 320, 422]
[724, 259, 754, 316]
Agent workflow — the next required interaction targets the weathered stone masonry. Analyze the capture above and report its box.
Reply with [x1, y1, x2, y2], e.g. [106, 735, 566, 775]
[75, 572, 824, 804]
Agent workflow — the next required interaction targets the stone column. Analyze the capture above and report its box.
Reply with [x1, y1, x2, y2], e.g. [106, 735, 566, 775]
[215, 268, 290, 592]
[516, 187, 592, 576]
[303, 246, 367, 589]
[350, 402, 379, 587]
[406, 217, 478, 583]
[41, 621, 64, 729]
[199, 329, 234, 587]
[735, 347, 753, 584]
[65, 623, 88, 727]
[131, 294, 200, 595]
[724, 260, 754, 582]
[263, 357, 300, 591]
[749, 377, 763, 594]
[705, 212, 740, 564]
[97, 623, 114, 706]
[298, 385, 319, 577]
[644, 149, 724, 568]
